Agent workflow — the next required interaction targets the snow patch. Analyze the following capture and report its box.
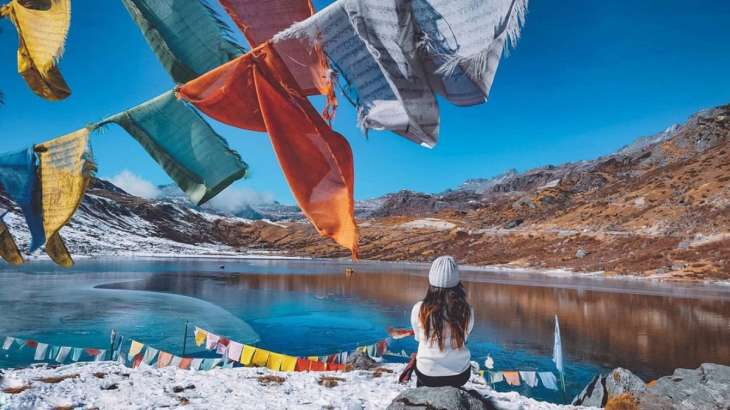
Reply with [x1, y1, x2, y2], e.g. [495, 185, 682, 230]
[398, 218, 457, 231]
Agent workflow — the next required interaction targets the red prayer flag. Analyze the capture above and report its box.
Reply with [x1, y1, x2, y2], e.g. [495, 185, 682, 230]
[178, 42, 358, 258]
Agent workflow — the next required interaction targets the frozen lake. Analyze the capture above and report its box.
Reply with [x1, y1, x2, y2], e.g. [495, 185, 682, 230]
[1, 257, 728, 404]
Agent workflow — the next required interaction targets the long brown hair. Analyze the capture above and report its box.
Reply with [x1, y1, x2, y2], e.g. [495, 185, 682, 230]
[418, 283, 471, 351]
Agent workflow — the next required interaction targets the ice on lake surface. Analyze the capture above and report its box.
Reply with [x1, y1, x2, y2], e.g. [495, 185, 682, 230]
[1, 257, 729, 404]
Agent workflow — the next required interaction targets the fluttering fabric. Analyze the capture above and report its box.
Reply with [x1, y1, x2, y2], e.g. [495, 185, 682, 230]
[218, 0, 333, 102]
[519, 371, 538, 387]
[275, 0, 439, 147]
[97, 91, 247, 206]
[0, 0, 71, 100]
[538, 372, 558, 390]
[0, 213, 23, 265]
[503, 371, 521, 386]
[275, 0, 528, 146]
[128, 340, 144, 360]
[55, 346, 71, 362]
[2, 337, 14, 350]
[121, 0, 244, 83]
[489, 371, 504, 384]
[553, 315, 563, 373]
[178, 42, 358, 256]
[194, 327, 207, 347]
[412, 0, 528, 106]
[36, 128, 95, 267]
[34, 342, 48, 361]
[0, 148, 45, 252]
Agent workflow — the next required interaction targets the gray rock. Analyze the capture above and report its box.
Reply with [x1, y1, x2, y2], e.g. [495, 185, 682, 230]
[346, 351, 377, 370]
[677, 241, 690, 250]
[576, 249, 589, 259]
[637, 363, 730, 410]
[572, 374, 606, 407]
[387, 387, 496, 410]
[512, 197, 535, 210]
[503, 219, 524, 229]
[605, 367, 647, 398]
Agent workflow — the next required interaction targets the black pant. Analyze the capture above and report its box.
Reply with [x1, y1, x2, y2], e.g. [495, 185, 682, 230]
[415, 366, 471, 388]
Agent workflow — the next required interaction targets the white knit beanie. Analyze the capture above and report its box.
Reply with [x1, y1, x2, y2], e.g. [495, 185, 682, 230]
[428, 256, 460, 288]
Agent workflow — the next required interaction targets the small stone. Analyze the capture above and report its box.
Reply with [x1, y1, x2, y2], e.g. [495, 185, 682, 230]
[576, 249, 588, 259]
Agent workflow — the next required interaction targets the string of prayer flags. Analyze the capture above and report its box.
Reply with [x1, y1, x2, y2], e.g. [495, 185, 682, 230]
[0, 0, 71, 100]
[178, 42, 359, 257]
[487, 370, 560, 391]
[35, 128, 95, 267]
[217, 0, 336, 116]
[0, 213, 23, 265]
[96, 91, 247, 206]
[121, 0, 244, 84]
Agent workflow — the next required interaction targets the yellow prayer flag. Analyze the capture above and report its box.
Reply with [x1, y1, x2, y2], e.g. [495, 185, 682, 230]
[281, 355, 297, 372]
[267, 353, 285, 372]
[0, 220, 23, 265]
[45, 232, 73, 267]
[1, 0, 72, 100]
[36, 128, 94, 243]
[251, 348, 270, 367]
[240, 345, 256, 366]
[128, 340, 144, 359]
[308, 356, 319, 362]
[194, 328, 207, 347]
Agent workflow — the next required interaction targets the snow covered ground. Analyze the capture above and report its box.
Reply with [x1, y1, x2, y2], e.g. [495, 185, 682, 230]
[0, 362, 593, 410]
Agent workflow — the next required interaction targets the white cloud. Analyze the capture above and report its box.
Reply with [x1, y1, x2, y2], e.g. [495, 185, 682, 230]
[204, 186, 274, 214]
[108, 170, 161, 200]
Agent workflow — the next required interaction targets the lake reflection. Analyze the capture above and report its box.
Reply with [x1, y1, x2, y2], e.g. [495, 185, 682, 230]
[104, 269, 730, 380]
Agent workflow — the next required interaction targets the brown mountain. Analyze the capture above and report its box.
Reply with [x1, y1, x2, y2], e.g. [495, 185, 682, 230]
[215, 104, 730, 280]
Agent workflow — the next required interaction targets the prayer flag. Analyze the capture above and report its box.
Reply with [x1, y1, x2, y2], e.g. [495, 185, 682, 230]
[143, 347, 159, 365]
[240, 345, 256, 366]
[489, 371, 504, 384]
[170, 356, 182, 368]
[95, 349, 106, 362]
[519, 371, 538, 387]
[55, 346, 71, 362]
[0, 0, 71, 100]
[485, 355, 494, 370]
[96, 92, 247, 206]
[25, 340, 38, 349]
[178, 42, 359, 257]
[120, 0, 244, 83]
[34, 343, 48, 361]
[251, 348, 270, 367]
[157, 351, 173, 368]
[206, 333, 220, 350]
[553, 315, 563, 373]
[48, 345, 60, 360]
[71, 347, 82, 362]
[0, 148, 45, 251]
[266, 352, 285, 371]
[178, 357, 192, 370]
[281, 355, 298, 372]
[128, 340, 144, 360]
[538, 372, 559, 391]
[295, 358, 310, 372]
[274, 0, 439, 147]
[503, 371, 521, 386]
[2, 337, 15, 350]
[36, 128, 95, 267]
[309, 360, 325, 372]
[194, 327, 207, 347]
[217, 0, 333, 102]
[190, 358, 203, 371]
[227, 341, 243, 363]
[132, 353, 144, 368]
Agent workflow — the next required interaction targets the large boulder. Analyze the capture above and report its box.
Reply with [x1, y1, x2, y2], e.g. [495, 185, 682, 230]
[387, 387, 497, 410]
[573, 368, 645, 407]
[346, 351, 377, 370]
[637, 363, 730, 410]
[572, 374, 607, 407]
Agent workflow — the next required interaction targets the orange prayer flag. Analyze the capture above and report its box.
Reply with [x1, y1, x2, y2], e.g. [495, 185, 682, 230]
[218, 0, 335, 112]
[178, 42, 358, 258]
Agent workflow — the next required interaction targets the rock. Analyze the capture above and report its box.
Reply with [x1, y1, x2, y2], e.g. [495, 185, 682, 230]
[677, 241, 690, 250]
[605, 368, 647, 399]
[573, 368, 645, 407]
[512, 197, 535, 210]
[576, 248, 589, 259]
[572, 374, 606, 407]
[503, 219, 524, 229]
[637, 363, 730, 410]
[346, 351, 377, 370]
[387, 387, 497, 410]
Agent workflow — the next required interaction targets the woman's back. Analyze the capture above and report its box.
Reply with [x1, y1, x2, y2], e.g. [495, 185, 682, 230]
[411, 300, 474, 376]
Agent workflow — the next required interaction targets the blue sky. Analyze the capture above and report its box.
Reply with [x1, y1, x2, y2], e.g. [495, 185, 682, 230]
[1, 0, 729, 205]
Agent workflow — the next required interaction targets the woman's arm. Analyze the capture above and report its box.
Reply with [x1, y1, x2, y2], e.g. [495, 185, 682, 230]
[410, 302, 422, 342]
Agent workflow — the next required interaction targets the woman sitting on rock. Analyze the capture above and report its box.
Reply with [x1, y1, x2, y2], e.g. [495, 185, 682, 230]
[410, 256, 474, 388]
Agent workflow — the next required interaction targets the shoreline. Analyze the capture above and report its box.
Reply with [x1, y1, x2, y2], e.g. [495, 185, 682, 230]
[0, 362, 588, 410]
